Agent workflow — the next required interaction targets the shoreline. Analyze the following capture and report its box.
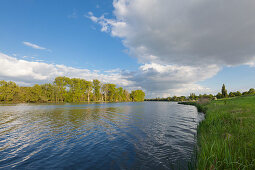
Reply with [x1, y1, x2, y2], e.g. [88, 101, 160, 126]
[179, 96, 255, 169]
[0, 101, 145, 105]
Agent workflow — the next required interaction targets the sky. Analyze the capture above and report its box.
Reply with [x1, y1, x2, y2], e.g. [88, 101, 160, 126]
[0, 0, 255, 98]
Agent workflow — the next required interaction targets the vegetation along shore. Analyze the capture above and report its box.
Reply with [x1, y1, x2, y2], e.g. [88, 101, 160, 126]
[178, 86, 255, 169]
[0, 77, 145, 103]
[147, 84, 255, 169]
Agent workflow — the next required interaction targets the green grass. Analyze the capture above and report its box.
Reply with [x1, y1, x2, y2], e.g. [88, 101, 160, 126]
[196, 95, 255, 169]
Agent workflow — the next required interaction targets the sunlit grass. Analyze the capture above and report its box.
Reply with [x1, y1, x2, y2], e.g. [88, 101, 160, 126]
[197, 95, 255, 169]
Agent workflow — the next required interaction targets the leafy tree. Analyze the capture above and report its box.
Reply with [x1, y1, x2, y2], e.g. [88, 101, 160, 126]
[0, 77, 144, 103]
[248, 88, 255, 94]
[216, 93, 222, 99]
[93, 79, 101, 101]
[221, 84, 228, 98]
[85, 81, 93, 102]
[229, 92, 235, 97]
[234, 91, 242, 96]
[130, 90, 145, 102]
[189, 93, 197, 100]
[107, 84, 117, 102]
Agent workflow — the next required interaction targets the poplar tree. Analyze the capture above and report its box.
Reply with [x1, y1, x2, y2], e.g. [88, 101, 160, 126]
[221, 84, 228, 98]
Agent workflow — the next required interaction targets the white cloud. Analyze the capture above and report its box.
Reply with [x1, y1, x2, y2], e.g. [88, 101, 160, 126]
[90, 0, 255, 66]
[23, 41, 46, 50]
[125, 63, 220, 97]
[0, 52, 133, 87]
[0, 52, 218, 97]
[87, 0, 255, 97]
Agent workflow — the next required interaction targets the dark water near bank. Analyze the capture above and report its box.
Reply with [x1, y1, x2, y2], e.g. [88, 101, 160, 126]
[0, 102, 203, 169]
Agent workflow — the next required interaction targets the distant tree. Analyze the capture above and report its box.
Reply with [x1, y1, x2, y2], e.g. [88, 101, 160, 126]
[189, 93, 196, 100]
[234, 91, 242, 96]
[229, 92, 235, 97]
[130, 90, 145, 102]
[216, 93, 222, 99]
[221, 84, 228, 98]
[172, 96, 177, 101]
[242, 91, 249, 96]
[248, 88, 255, 94]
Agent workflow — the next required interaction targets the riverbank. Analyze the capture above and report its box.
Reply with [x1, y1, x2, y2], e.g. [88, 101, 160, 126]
[180, 96, 255, 169]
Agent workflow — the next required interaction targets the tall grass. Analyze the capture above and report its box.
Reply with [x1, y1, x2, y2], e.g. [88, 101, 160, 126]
[196, 96, 255, 169]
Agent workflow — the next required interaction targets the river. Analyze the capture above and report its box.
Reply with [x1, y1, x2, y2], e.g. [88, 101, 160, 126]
[0, 102, 204, 169]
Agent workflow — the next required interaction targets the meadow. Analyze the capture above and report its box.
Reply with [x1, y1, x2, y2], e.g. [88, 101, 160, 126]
[196, 95, 255, 169]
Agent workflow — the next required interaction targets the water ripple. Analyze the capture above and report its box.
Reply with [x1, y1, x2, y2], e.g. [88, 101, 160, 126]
[0, 102, 203, 169]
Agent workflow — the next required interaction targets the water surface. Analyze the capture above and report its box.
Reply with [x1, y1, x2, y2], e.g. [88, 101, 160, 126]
[0, 102, 203, 169]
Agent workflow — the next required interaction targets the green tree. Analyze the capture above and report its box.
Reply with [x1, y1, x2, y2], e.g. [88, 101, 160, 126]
[0, 81, 20, 102]
[0, 77, 143, 103]
[221, 84, 228, 98]
[229, 92, 235, 97]
[93, 79, 101, 101]
[248, 88, 255, 94]
[85, 81, 93, 102]
[54, 77, 69, 102]
[189, 93, 197, 100]
[216, 93, 222, 99]
[130, 90, 145, 102]
[107, 84, 117, 102]
[234, 91, 242, 96]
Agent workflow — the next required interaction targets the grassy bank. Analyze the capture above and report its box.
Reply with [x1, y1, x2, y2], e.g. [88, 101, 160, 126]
[185, 96, 255, 169]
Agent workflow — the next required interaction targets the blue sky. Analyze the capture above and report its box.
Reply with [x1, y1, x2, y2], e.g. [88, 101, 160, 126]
[0, 0, 255, 97]
[0, 0, 138, 70]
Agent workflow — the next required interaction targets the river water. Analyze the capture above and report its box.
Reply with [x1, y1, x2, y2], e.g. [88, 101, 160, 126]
[0, 102, 203, 169]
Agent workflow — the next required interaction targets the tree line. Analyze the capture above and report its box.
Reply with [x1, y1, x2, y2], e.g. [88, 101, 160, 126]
[145, 84, 255, 102]
[0, 77, 145, 103]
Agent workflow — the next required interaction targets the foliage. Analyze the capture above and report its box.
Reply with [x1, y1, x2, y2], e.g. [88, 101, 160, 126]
[0, 77, 145, 103]
[221, 84, 228, 98]
[146, 83, 254, 102]
[130, 90, 145, 102]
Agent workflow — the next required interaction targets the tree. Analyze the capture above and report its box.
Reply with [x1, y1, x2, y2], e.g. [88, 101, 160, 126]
[216, 93, 222, 99]
[130, 90, 145, 102]
[189, 93, 196, 100]
[85, 81, 93, 102]
[248, 88, 255, 94]
[229, 92, 235, 97]
[102, 84, 109, 102]
[93, 79, 101, 101]
[0, 77, 143, 103]
[54, 77, 69, 102]
[234, 91, 242, 96]
[0, 81, 20, 102]
[107, 84, 117, 102]
[221, 84, 228, 98]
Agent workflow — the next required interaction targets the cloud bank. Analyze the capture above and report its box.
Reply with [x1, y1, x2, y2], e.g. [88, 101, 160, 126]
[0, 53, 132, 87]
[0, 52, 214, 97]
[87, 0, 255, 96]
[89, 0, 255, 66]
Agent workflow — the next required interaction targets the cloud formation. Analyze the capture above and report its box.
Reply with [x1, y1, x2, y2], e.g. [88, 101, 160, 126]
[0, 52, 132, 87]
[125, 63, 219, 97]
[89, 0, 255, 66]
[0, 52, 215, 97]
[86, 0, 255, 96]
[23, 41, 47, 50]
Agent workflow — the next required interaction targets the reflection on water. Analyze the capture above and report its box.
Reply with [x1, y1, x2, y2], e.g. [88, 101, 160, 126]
[0, 102, 203, 169]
